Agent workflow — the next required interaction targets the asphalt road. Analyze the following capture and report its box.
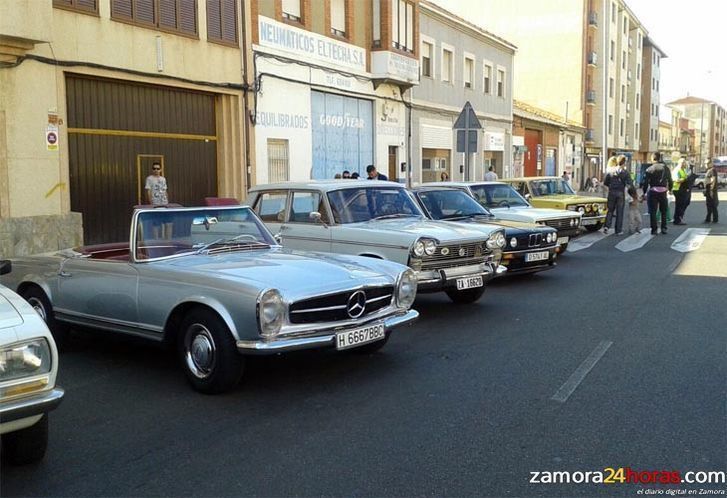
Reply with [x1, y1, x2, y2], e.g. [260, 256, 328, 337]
[2, 196, 725, 497]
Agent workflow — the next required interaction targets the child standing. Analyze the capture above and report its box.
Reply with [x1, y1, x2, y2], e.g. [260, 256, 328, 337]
[627, 185, 643, 234]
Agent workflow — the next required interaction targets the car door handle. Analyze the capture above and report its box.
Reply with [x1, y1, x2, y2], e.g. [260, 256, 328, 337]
[58, 270, 72, 278]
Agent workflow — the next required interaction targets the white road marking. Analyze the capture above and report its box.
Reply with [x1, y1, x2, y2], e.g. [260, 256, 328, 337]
[568, 230, 612, 252]
[615, 230, 654, 252]
[667, 255, 683, 274]
[670, 228, 711, 253]
[551, 341, 613, 403]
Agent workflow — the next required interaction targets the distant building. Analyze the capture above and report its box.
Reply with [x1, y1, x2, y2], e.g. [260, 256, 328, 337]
[667, 96, 727, 168]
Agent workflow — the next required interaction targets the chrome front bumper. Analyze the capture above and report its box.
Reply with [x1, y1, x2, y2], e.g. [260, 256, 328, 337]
[236, 309, 419, 354]
[0, 387, 65, 424]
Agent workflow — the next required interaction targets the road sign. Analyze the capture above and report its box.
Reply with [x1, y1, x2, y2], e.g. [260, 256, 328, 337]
[456, 130, 478, 153]
[453, 101, 482, 130]
[452, 102, 481, 181]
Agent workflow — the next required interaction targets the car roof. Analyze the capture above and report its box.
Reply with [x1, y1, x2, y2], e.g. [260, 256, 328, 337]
[504, 177, 561, 181]
[248, 180, 405, 192]
[419, 181, 508, 188]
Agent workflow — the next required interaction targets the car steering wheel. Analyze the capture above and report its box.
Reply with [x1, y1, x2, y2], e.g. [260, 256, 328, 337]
[497, 200, 510, 208]
[378, 202, 397, 215]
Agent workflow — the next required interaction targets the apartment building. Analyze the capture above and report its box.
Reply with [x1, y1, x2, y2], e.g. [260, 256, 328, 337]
[410, 0, 514, 183]
[479, 0, 659, 179]
[251, 0, 419, 183]
[1, 0, 251, 252]
[667, 96, 727, 168]
[638, 36, 666, 162]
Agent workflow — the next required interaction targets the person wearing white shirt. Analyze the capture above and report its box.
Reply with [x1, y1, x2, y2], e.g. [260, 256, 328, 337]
[484, 166, 498, 181]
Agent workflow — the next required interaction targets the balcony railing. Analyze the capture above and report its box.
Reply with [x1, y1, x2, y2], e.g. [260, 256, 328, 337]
[589, 11, 598, 26]
[587, 90, 597, 104]
[588, 52, 598, 65]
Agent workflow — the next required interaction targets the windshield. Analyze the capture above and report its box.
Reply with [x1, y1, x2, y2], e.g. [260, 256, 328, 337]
[469, 184, 530, 208]
[134, 207, 275, 260]
[416, 189, 491, 220]
[327, 187, 423, 224]
[529, 179, 575, 197]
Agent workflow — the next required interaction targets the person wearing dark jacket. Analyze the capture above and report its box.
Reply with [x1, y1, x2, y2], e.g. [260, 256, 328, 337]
[641, 152, 674, 235]
[704, 162, 719, 223]
[603, 155, 632, 234]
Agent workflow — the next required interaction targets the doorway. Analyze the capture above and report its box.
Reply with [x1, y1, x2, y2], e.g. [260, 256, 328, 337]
[388, 146, 398, 180]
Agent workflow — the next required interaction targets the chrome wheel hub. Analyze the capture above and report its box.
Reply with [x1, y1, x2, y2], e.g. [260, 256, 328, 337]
[185, 325, 215, 379]
[27, 297, 47, 322]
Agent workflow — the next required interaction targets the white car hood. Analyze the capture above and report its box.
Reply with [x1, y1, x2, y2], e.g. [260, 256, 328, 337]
[490, 206, 575, 221]
[0, 291, 23, 330]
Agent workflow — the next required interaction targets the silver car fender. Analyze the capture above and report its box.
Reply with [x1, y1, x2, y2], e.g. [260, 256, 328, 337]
[166, 295, 242, 342]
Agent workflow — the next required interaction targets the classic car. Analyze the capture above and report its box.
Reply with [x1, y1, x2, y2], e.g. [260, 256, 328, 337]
[501, 176, 607, 231]
[0, 260, 64, 465]
[246, 181, 507, 304]
[0, 207, 419, 394]
[423, 181, 582, 251]
[412, 187, 559, 275]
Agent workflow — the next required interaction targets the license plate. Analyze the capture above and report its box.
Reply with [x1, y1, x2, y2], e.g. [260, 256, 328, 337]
[456, 275, 484, 290]
[581, 218, 598, 226]
[336, 323, 385, 350]
[557, 236, 569, 245]
[525, 251, 549, 262]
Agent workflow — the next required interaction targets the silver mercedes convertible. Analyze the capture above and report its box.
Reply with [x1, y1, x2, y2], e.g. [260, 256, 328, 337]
[0, 206, 419, 394]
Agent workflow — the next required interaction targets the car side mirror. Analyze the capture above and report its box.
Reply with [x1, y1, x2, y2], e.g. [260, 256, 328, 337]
[0, 260, 11, 276]
[524, 193, 532, 201]
[309, 211, 329, 228]
[273, 233, 282, 244]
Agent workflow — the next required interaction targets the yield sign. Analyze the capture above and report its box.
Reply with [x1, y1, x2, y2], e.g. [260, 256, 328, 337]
[452, 101, 482, 129]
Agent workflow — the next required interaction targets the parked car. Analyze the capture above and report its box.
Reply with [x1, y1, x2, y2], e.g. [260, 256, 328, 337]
[692, 173, 707, 189]
[0, 207, 419, 394]
[412, 186, 559, 275]
[423, 181, 582, 251]
[247, 181, 507, 304]
[0, 260, 64, 465]
[501, 176, 607, 231]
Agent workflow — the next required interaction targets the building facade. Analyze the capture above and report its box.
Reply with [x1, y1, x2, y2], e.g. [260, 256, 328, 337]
[1, 0, 252, 252]
[637, 36, 666, 162]
[667, 96, 727, 168]
[251, 0, 419, 184]
[409, 1, 514, 184]
[479, 0, 660, 178]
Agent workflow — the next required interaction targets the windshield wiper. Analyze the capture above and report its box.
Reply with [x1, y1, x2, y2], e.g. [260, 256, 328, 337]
[372, 213, 418, 220]
[194, 234, 266, 254]
[442, 213, 491, 220]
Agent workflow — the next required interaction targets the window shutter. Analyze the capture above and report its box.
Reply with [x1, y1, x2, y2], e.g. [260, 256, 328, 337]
[220, 0, 237, 42]
[77, 0, 98, 10]
[135, 0, 155, 24]
[53, 0, 73, 6]
[331, 0, 345, 33]
[179, 0, 197, 33]
[159, 0, 178, 28]
[112, 0, 133, 18]
[206, 0, 222, 40]
[282, 0, 300, 18]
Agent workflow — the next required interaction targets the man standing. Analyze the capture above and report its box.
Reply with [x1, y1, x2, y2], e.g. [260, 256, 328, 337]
[145, 162, 168, 205]
[704, 160, 719, 223]
[561, 171, 571, 186]
[672, 159, 689, 225]
[366, 165, 388, 181]
[603, 155, 632, 235]
[641, 152, 673, 235]
[484, 166, 498, 181]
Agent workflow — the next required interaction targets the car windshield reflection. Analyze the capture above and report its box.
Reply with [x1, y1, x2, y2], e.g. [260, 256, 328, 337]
[134, 207, 275, 260]
[529, 179, 575, 196]
[470, 184, 530, 208]
[416, 189, 492, 220]
[327, 187, 423, 224]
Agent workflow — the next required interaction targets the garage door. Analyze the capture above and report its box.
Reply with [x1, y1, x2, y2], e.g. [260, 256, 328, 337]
[66, 75, 218, 244]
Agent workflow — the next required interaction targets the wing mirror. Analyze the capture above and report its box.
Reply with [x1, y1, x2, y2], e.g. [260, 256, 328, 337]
[524, 193, 532, 201]
[0, 260, 11, 276]
[309, 211, 329, 228]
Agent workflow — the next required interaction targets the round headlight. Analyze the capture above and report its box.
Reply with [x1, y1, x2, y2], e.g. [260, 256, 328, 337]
[0, 338, 52, 383]
[509, 237, 518, 248]
[591, 203, 599, 212]
[413, 240, 425, 257]
[258, 289, 284, 338]
[574, 217, 580, 226]
[396, 269, 418, 308]
[496, 232, 506, 248]
[577, 206, 585, 214]
[570, 218, 575, 227]
[424, 239, 437, 256]
[545, 233, 551, 243]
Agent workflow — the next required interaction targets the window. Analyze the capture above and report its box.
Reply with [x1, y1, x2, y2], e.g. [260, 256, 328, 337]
[636, 93, 640, 109]
[442, 48, 453, 83]
[656, 80, 659, 92]
[620, 118, 624, 137]
[267, 139, 290, 183]
[621, 84, 625, 103]
[372, 0, 381, 46]
[483, 64, 492, 94]
[282, 0, 302, 22]
[611, 2, 616, 22]
[609, 78, 614, 98]
[207, 0, 238, 45]
[391, 0, 414, 53]
[254, 191, 288, 222]
[637, 63, 640, 79]
[610, 40, 615, 61]
[638, 32, 642, 48]
[331, 0, 346, 36]
[464, 57, 474, 89]
[111, 0, 198, 35]
[53, 0, 98, 14]
[497, 69, 505, 97]
[622, 50, 626, 69]
[421, 41, 433, 77]
[290, 192, 328, 224]
[608, 114, 613, 135]
[635, 122, 639, 139]
[623, 16, 627, 34]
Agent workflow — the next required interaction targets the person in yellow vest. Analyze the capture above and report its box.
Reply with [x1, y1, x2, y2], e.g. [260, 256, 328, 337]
[671, 159, 689, 225]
